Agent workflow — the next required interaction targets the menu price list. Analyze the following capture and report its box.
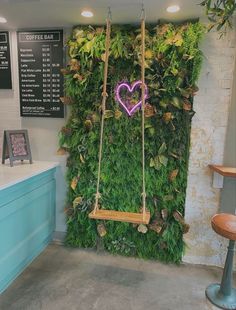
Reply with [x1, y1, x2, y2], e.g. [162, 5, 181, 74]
[17, 30, 64, 118]
[0, 31, 12, 89]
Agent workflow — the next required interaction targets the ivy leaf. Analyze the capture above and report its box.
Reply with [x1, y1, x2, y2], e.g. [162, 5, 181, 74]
[161, 209, 168, 220]
[91, 112, 100, 123]
[153, 156, 162, 170]
[163, 195, 174, 201]
[171, 67, 178, 76]
[84, 120, 93, 130]
[159, 98, 168, 108]
[114, 110, 122, 119]
[163, 112, 173, 124]
[57, 147, 68, 155]
[74, 29, 85, 38]
[104, 110, 114, 119]
[171, 97, 182, 109]
[150, 157, 162, 170]
[97, 223, 107, 237]
[101, 53, 107, 62]
[137, 224, 148, 234]
[183, 101, 192, 111]
[179, 88, 191, 98]
[145, 122, 153, 129]
[148, 127, 155, 136]
[69, 45, 79, 58]
[174, 33, 183, 46]
[60, 96, 74, 105]
[150, 158, 155, 168]
[159, 155, 168, 167]
[71, 176, 79, 191]
[76, 37, 86, 45]
[73, 196, 83, 208]
[80, 154, 85, 164]
[169, 169, 179, 181]
[83, 37, 96, 53]
[165, 33, 183, 47]
[158, 142, 167, 155]
[145, 49, 154, 59]
[183, 54, 194, 61]
[149, 83, 159, 90]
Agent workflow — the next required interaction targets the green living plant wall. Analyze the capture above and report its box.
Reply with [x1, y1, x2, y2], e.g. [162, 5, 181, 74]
[59, 22, 205, 263]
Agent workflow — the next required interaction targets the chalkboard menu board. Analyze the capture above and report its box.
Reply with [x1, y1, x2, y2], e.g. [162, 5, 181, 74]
[17, 30, 64, 118]
[0, 31, 12, 89]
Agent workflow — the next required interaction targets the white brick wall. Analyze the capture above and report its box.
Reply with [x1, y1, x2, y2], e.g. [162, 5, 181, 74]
[184, 18, 236, 266]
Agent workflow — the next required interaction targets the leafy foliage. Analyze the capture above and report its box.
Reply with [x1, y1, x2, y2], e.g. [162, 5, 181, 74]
[60, 22, 205, 263]
[200, 0, 236, 35]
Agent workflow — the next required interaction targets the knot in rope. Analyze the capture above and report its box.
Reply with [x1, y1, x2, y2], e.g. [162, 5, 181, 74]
[141, 192, 146, 199]
[102, 91, 108, 98]
[95, 192, 101, 200]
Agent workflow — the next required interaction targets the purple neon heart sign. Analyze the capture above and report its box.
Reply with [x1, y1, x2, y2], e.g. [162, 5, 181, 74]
[115, 80, 148, 116]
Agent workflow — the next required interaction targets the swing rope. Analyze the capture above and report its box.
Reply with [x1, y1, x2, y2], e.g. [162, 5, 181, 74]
[141, 5, 146, 219]
[90, 5, 149, 224]
[94, 11, 111, 214]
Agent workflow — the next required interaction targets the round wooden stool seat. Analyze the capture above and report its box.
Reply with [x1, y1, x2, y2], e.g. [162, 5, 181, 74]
[211, 213, 236, 241]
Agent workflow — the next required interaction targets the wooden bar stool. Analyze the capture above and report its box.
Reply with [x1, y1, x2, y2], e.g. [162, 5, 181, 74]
[206, 213, 236, 309]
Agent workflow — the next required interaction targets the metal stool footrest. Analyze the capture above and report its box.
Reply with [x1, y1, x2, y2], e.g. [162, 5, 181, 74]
[206, 240, 236, 310]
[206, 284, 236, 309]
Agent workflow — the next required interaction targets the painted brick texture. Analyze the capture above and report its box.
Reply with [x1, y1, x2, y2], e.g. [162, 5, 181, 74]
[184, 19, 236, 266]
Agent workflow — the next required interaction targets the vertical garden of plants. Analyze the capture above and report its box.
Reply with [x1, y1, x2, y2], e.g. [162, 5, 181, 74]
[59, 22, 205, 263]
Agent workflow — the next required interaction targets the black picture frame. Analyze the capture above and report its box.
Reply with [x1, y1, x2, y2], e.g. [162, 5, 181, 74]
[2, 130, 32, 167]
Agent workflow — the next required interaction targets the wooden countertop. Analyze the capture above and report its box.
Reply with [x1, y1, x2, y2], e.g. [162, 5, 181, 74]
[209, 165, 236, 177]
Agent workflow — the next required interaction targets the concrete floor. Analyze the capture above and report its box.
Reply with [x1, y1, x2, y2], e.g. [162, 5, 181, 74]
[0, 244, 233, 310]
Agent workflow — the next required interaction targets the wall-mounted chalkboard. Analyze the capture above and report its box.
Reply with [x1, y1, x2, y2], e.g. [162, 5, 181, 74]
[0, 31, 12, 89]
[17, 30, 64, 118]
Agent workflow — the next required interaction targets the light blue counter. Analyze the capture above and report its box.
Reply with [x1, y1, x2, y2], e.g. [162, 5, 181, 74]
[0, 161, 57, 293]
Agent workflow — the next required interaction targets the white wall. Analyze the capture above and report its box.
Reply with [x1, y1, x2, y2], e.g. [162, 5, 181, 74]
[0, 32, 21, 141]
[184, 18, 236, 266]
[220, 56, 236, 215]
[0, 23, 236, 266]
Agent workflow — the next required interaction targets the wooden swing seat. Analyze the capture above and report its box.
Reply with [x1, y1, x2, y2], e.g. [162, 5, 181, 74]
[89, 209, 151, 225]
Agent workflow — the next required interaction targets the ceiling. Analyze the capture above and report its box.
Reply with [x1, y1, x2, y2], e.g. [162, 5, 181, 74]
[0, 0, 203, 30]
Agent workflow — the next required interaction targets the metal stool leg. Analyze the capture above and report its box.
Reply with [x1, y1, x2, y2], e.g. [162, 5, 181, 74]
[206, 240, 236, 309]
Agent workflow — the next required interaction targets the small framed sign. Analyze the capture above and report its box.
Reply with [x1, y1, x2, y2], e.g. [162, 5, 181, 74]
[2, 130, 32, 167]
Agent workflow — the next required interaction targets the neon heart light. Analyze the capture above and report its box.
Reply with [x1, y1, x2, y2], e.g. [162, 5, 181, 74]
[115, 80, 148, 116]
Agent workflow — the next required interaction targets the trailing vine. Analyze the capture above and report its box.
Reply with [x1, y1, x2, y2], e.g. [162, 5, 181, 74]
[59, 22, 205, 263]
[200, 0, 236, 35]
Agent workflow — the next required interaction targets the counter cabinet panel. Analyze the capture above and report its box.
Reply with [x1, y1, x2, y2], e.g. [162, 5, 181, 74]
[0, 167, 56, 293]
